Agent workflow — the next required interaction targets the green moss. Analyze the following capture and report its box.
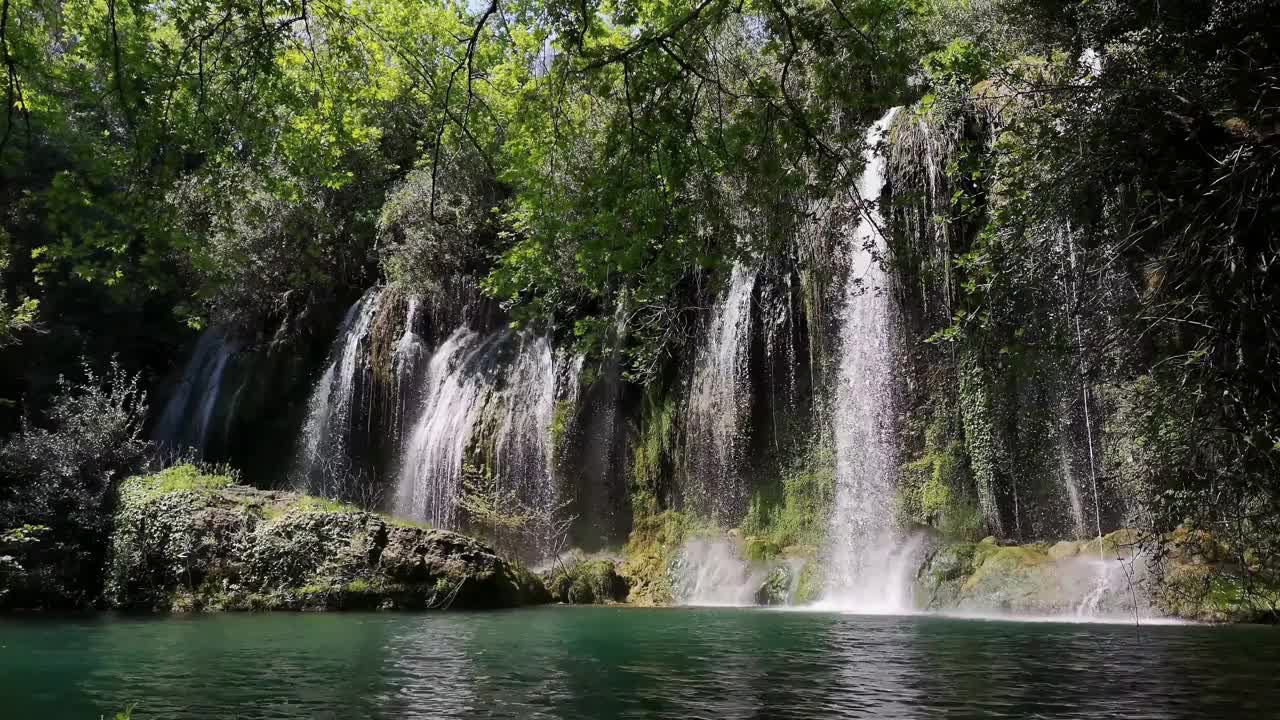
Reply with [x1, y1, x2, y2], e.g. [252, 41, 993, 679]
[549, 398, 576, 454]
[630, 388, 678, 517]
[294, 496, 360, 514]
[755, 565, 792, 606]
[621, 511, 711, 605]
[547, 559, 628, 604]
[793, 560, 823, 604]
[930, 543, 977, 582]
[964, 542, 1049, 592]
[1080, 528, 1141, 559]
[1157, 562, 1280, 622]
[744, 536, 783, 563]
[382, 515, 433, 531]
[740, 444, 835, 552]
[900, 415, 981, 540]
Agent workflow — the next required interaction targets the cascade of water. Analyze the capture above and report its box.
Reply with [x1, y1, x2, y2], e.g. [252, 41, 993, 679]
[295, 288, 384, 489]
[391, 296, 429, 440]
[1053, 225, 1105, 545]
[395, 328, 563, 551]
[683, 263, 757, 523]
[395, 328, 495, 527]
[1057, 435, 1090, 540]
[821, 108, 923, 613]
[1049, 227, 1091, 539]
[492, 335, 558, 538]
[153, 328, 241, 457]
[672, 537, 765, 607]
[1075, 559, 1113, 618]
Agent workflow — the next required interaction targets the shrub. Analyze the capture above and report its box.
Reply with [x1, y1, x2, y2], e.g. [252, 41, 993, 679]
[0, 362, 149, 607]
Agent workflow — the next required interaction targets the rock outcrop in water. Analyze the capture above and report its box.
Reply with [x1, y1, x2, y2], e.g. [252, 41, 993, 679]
[106, 465, 549, 612]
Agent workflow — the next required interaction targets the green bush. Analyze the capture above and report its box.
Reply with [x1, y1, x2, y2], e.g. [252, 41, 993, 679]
[0, 363, 149, 608]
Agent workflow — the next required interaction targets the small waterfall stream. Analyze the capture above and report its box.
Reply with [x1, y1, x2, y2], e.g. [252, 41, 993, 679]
[394, 328, 564, 552]
[1053, 224, 1105, 542]
[153, 328, 241, 457]
[682, 263, 757, 523]
[391, 296, 429, 441]
[395, 328, 499, 528]
[822, 108, 923, 613]
[295, 288, 384, 490]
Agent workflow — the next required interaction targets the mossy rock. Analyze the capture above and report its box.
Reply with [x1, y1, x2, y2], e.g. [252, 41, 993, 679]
[755, 565, 792, 606]
[781, 544, 818, 559]
[929, 543, 977, 582]
[793, 560, 824, 604]
[106, 465, 549, 612]
[744, 536, 783, 563]
[1080, 528, 1141, 560]
[1156, 557, 1280, 623]
[620, 511, 699, 606]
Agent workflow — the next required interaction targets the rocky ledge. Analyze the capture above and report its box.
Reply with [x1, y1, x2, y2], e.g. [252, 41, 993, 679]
[105, 465, 549, 612]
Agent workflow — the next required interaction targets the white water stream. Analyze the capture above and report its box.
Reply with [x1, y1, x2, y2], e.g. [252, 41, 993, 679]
[683, 264, 758, 524]
[821, 108, 925, 613]
[294, 288, 383, 488]
[394, 328, 562, 550]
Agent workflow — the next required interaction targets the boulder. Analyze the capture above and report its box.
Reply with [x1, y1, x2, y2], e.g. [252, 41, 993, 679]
[105, 466, 549, 612]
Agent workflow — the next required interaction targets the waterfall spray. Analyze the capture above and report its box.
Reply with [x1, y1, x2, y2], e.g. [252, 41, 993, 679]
[1064, 228, 1105, 555]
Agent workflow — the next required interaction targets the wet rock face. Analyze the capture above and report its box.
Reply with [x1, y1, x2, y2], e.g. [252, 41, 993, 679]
[106, 471, 549, 612]
[542, 558, 630, 604]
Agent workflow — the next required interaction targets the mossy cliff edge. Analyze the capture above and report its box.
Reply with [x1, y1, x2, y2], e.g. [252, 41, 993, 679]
[104, 465, 548, 612]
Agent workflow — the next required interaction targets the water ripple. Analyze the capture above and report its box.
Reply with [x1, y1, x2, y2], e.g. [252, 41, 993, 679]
[1, 608, 1277, 719]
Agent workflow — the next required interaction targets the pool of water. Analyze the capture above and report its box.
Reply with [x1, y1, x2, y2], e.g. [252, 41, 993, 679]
[2, 607, 1277, 719]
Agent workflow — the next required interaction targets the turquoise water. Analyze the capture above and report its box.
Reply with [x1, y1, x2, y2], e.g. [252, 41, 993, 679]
[2, 607, 1278, 719]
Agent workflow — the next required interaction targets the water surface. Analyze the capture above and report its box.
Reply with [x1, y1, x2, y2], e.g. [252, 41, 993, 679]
[2, 607, 1277, 719]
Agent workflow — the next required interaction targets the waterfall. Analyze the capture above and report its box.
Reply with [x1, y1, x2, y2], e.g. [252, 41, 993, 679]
[821, 108, 922, 613]
[295, 288, 383, 491]
[1051, 224, 1104, 541]
[491, 335, 558, 540]
[153, 328, 240, 457]
[1074, 559, 1113, 618]
[391, 296, 429, 441]
[1057, 435, 1089, 540]
[683, 263, 757, 523]
[672, 537, 764, 607]
[395, 328, 562, 554]
[395, 329, 492, 527]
